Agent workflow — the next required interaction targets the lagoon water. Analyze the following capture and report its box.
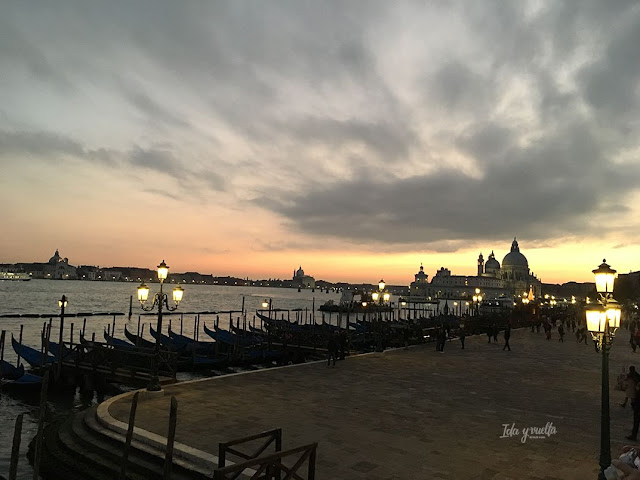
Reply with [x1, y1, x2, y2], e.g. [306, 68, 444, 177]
[0, 279, 342, 479]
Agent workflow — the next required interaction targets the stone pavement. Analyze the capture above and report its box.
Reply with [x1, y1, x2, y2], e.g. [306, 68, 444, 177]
[105, 328, 640, 479]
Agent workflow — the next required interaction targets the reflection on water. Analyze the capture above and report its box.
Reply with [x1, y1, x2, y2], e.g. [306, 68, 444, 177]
[0, 385, 112, 479]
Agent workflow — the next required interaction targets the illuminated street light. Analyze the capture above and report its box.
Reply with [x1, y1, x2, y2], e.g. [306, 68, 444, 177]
[137, 260, 185, 392]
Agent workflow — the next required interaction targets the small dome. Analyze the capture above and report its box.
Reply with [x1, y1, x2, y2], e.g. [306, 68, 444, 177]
[502, 238, 528, 267]
[48, 249, 61, 265]
[296, 266, 305, 277]
[485, 251, 500, 269]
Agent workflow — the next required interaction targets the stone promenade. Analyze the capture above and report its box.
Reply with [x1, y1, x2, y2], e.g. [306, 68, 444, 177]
[106, 328, 640, 479]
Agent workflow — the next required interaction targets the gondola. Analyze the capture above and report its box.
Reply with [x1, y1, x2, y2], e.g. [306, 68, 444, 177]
[1, 368, 43, 392]
[255, 312, 304, 332]
[149, 325, 188, 353]
[1, 359, 22, 379]
[203, 323, 262, 347]
[167, 330, 217, 355]
[11, 335, 55, 367]
[123, 325, 156, 349]
[103, 329, 137, 349]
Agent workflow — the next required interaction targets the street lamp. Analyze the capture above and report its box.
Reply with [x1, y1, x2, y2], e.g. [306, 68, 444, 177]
[585, 259, 621, 480]
[373, 279, 389, 352]
[56, 295, 68, 377]
[137, 260, 185, 392]
[472, 289, 482, 316]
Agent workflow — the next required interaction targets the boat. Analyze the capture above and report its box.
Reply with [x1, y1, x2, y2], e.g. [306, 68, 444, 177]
[255, 312, 304, 332]
[0, 271, 31, 281]
[123, 325, 156, 349]
[1, 359, 22, 379]
[149, 325, 189, 353]
[103, 329, 137, 349]
[203, 323, 262, 347]
[11, 335, 55, 367]
[1, 369, 43, 391]
[167, 330, 217, 354]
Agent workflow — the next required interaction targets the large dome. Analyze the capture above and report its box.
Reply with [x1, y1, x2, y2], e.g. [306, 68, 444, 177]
[502, 238, 528, 267]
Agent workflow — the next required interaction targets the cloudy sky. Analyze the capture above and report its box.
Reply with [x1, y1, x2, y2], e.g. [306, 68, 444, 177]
[2, 0, 640, 285]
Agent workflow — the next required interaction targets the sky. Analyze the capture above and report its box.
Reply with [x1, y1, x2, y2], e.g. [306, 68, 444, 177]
[2, 0, 640, 286]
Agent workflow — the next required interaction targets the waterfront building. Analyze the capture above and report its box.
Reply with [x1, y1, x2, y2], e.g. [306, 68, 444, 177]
[409, 237, 542, 301]
[292, 266, 315, 289]
[43, 249, 77, 279]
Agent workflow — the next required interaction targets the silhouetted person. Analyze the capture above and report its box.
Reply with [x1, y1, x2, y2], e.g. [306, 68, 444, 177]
[338, 330, 347, 360]
[536, 322, 541, 333]
[459, 328, 466, 349]
[327, 332, 338, 367]
[627, 383, 640, 440]
[487, 328, 492, 344]
[492, 325, 498, 343]
[503, 325, 511, 351]
[403, 324, 410, 350]
[558, 324, 565, 343]
[622, 366, 640, 407]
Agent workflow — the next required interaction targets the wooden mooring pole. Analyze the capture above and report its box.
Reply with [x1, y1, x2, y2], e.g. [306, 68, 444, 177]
[16, 324, 24, 367]
[119, 391, 140, 480]
[0, 330, 5, 363]
[32, 370, 50, 480]
[163, 396, 178, 480]
[9, 413, 23, 480]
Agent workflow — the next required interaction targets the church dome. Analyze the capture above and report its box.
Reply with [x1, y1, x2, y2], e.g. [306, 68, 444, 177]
[502, 238, 528, 267]
[48, 249, 61, 265]
[485, 251, 500, 270]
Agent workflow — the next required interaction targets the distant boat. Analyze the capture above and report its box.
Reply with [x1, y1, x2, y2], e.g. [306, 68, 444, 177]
[0, 271, 30, 281]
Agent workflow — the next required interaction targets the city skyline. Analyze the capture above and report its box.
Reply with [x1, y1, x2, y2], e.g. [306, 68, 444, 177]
[2, 2, 640, 286]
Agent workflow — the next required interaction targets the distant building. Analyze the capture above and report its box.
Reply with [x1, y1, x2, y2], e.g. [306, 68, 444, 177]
[292, 266, 315, 289]
[408, 237, 542, 300]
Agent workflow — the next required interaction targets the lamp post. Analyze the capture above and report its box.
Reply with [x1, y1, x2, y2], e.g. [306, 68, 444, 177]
[472, 288, 482, 316]
[372, 279, 390, 352]
[585, 259, 621, 480]
[137, 260, 184, 392]
[56, 295, 68, 378]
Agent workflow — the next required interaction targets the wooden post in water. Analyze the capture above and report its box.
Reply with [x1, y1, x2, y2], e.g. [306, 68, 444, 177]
[229, 312, 232, 331]
[128, 295, 133, 321]
[193, 316, 197, 341]
[197, 314, 200, 341]
[164, 396, 178, 480]
[119, 391, 140, 480]
[70, 323, 74, 349]
[112, 315, 116, 340]
[0, 330, 5, 364]
[82, 317, 87, 338]
[32, 370, 50, 480]
[9, 413, 23, 480]
[16, 324, 24, 367]
[137, 315, 142, 338]
[180, 314, 183, 335]
[92, 332, 96, 342]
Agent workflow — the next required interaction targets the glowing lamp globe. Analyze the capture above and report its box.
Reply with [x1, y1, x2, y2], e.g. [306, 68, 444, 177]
[605, 299, 622, 330]
[372, 292, 380, 302]
[137, 283, 150, 303]
[593, 259, 617, 294]
[172, 285, 184, 304]
[383, 292, 390, 302]
[157, 260, 169, 282]
[362, 302, 368, 307]
[261, 300, 269, 309]
[58, 297, 68, 308]
[586, 305, 606, 334]
[378, 279, 386, 291]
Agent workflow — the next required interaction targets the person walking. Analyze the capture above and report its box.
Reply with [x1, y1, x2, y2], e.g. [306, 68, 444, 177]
[438, 326, 447, 353]
[492, 324, 499, 343]
[503, 325, 511, 351]
[327, 331, 338, 367]
[487, 327, 492, 344]
[459, 328, 466, 350]
[536, 321, 541, 333]
[627, 383, 640, 440]
[558, 324, 565, 343]
[631, 330, 637, 353]
[338, 329, 347, 360]
[622, 366, 640, 407]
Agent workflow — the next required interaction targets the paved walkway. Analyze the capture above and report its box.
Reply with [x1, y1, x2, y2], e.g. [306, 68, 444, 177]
[105, 328, 640, 479]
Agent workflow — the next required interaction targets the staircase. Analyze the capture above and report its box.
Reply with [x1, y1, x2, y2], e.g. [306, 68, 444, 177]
[31, 406, 212, 480]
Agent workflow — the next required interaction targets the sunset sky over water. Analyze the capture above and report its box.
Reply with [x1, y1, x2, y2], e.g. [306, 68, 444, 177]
[2, 1, 640, 285]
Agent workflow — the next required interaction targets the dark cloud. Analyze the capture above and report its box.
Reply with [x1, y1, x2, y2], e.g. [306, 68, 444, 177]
[2, 1, 640, 252]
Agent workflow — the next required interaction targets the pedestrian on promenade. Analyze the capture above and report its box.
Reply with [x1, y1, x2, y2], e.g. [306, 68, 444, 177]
[626, 383, 640, 440]
[492, 324, 499, 343]
[327, 331, 338, 367]
[558, 324, 565, 343]
[545, 322, 552, 341]
[622, 366, 640, 407]
[531, 322, 535, 333]
[635, 329, 640, 352]
[438, 326, 446, 353]
[487, 327, 492, 344]
[338, 329, 347, 360]
[403, 324, 410, 350]
[631, 331, 637, 353]
[459, 328, 466, 349]
[536, 321, 541, 333]
[571, 319, 576, 332]
[503, 325, 511, 351]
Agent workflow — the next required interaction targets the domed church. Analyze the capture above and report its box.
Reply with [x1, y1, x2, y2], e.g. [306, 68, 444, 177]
[477, 238, 541, 296]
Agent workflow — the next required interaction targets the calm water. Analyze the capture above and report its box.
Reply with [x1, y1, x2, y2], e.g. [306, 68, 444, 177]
[0, 280, 342, 479]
